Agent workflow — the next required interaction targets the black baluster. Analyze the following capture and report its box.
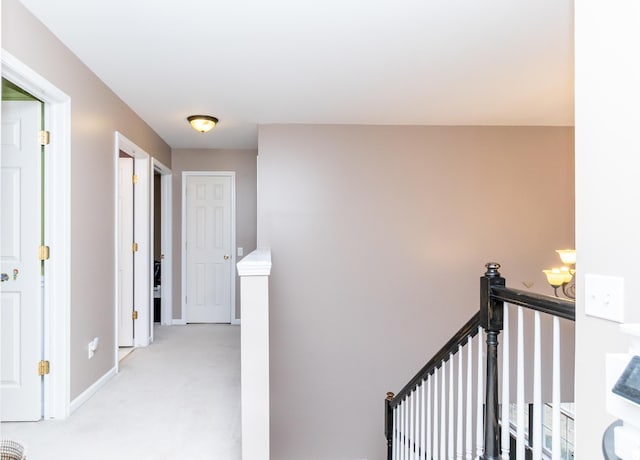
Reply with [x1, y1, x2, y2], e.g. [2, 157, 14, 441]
[480, 262, 505, 460]
[385, 392, 395, 460]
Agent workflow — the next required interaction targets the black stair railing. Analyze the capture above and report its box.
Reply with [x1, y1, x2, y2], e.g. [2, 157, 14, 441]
[384, 262, 575, 460]
[384, 312, 483, 459]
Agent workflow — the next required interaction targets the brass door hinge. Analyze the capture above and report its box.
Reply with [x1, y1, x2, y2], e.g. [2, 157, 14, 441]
[132, 174, 139, 185]
[132, 310, 139, 320]
[38, 360, 50, 376]
[38, 245, 50, 261]
[132, 242, 139, 252]
[38, 130, 50, 146]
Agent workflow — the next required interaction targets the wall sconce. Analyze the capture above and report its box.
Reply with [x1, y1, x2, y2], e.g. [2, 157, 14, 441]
[543, 249, 576, 299]
[187, 115, 218, 133]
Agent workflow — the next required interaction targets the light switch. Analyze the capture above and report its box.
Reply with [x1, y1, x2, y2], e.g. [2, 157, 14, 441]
[88, 337, 99, 359]
[585, 274, 625, 322]
[237, 247, 243, 257]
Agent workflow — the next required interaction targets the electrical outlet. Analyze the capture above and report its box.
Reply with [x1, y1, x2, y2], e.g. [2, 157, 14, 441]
[585, 274, 625, 322]
[237, 247, 243, 257]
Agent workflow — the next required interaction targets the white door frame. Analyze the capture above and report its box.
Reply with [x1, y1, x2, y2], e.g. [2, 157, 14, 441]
[180, 171, 236, 324]
[2, 50, 72, 419]
[151, 158, 173, 330]
[114, 132, 151, 363]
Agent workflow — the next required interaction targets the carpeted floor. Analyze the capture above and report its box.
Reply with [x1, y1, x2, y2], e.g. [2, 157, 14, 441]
[0, 324, 241, 460]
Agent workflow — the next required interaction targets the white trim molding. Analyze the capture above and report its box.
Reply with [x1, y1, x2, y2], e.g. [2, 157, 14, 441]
[152, 159, 173, 328]
[114, 132, 152, 359]
[69, 367, 117, 414]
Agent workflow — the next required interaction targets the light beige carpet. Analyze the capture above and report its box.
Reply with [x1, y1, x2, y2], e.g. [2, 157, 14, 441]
[0, 324, 241, 460]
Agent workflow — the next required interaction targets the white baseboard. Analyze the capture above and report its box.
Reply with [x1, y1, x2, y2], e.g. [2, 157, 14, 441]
[172, 319, 240, 325]
[70, 366, 117, 414]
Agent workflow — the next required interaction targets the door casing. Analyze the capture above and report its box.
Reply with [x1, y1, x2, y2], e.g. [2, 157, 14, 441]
[113, 132, 151, 365]
[151, 158, 173, 332]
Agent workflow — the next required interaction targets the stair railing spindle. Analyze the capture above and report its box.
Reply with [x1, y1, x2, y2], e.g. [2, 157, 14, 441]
[414, 386, 420, 460]
[533, 312, 542, 460]
[404, 398, 409, 460]
[410, 391, 415, 460]
[434, 367, 440, 459]
[465, 336, 473, 460]
[456, 346, 463, 460]
[420, 381, 426, 460]
[500, 305, 511, 460]
[427, 377, 432, 460]
[552, 316, 561, 460]
[476, 327, 484, 459]
[516, 307, 525, 459]
[449, 353, 455, 459]
[441, 359, 447, 460]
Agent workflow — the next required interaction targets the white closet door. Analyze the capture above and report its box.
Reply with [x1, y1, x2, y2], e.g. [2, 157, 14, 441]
[185, 175, 232, 323]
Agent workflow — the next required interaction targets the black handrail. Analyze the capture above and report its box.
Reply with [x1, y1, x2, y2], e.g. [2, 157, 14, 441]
[389, 311, 481, 408]
[490, 286, 575, 321]
[385, 262, 576, 460]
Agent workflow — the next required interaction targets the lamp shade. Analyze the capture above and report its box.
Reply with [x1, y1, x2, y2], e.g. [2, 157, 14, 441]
[559, 266, 574, 283]
[187, 115, 218, 133]
[556, 249, 576, 265]
[543, 268, 566, 287]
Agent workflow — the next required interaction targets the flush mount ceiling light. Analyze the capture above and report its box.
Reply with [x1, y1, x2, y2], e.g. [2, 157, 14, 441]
[187, 115, 219, 133]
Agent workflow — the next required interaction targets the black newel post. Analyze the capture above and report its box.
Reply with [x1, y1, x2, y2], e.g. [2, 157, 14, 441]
[480, 262, 505, 460]
[385, 392, 395, 460]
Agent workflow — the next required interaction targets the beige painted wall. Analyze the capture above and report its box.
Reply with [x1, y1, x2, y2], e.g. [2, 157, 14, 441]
[258, 125, 574, 460]
[171, 149, 258, 321]
[574, 2, 640, 457]
[2, 0, 171, 399]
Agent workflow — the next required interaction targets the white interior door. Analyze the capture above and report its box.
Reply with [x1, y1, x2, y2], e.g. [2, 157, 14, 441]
[115, 133, 151, 350]
[118, 155, 134, 346]
[185, 175, 232, 323]
[1, 100, 43, 421]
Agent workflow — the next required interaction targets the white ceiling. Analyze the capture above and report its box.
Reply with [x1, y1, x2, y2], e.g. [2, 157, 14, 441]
[18, 0, 574, 150]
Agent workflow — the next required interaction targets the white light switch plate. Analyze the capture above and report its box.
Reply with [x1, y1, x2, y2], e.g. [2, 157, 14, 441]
[585, 274, 625, 322]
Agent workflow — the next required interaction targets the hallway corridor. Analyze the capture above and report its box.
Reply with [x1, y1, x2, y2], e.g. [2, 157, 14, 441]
[0, 324, 241, 460]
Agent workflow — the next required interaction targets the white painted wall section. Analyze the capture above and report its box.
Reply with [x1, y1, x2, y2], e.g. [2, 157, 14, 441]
[237, 248, 272, 460]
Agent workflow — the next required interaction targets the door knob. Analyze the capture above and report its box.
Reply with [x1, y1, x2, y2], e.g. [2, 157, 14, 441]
[223, 255, 230, 260]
